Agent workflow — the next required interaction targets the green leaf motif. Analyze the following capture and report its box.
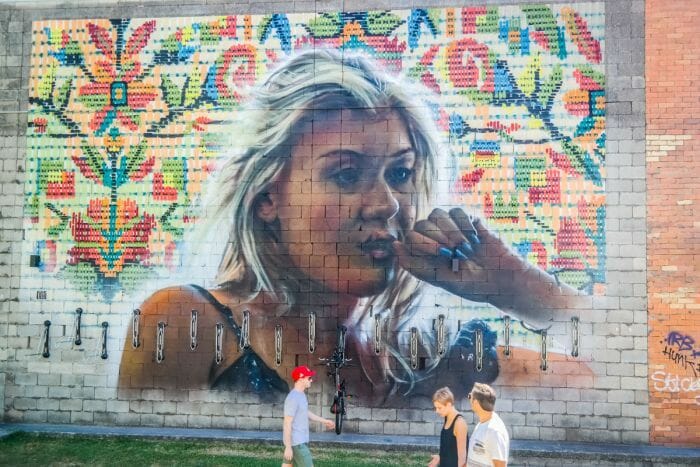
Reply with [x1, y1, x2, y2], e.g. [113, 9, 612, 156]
[162, 35, 178, 53]
[183, 66, 202, 107]
[53, 78, 73, 109]
[366, 11, 403, 36]
[118, 264, 153, 294]
[160, 75, 181, 107]
[37, 63, 56, 101]
[522, 5, 559, 56]
[200, 23, 219, 45]
[80, 140, 105, 181]
[62, 263, 99, 295]
[459, 89, 494, 105]
[577, 65, 605, 88]
[476, 7, 499, 34]
[123, 140, 148, 179]
[537, 65, 562, 107]
[65, 40, 83, 58]
[306, 13, 341, 38]
[257, 15, 273, 42]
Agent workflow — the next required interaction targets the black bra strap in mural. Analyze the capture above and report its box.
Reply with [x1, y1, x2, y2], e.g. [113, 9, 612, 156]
[188, 284, 242, 341]
[187, 284, 288, 397]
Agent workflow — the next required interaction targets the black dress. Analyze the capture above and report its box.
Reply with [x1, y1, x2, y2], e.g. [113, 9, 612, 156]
[439, 413, 467, 467]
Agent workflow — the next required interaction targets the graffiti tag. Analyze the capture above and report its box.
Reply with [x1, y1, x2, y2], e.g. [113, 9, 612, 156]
[666, 331, 700, 357]
[651, 371, 700, 405]
[660, 331, 700, 376]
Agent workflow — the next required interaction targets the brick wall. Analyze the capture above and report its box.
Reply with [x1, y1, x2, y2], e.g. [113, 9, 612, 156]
[646, 0, 700, 446]
[0, 0, 667, 446]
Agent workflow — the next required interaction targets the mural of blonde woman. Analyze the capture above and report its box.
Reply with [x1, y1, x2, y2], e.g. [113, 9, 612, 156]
[118, 49, 588, 405]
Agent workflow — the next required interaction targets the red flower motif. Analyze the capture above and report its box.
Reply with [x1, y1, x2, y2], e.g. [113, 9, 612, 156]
[77, 21, 158, 135]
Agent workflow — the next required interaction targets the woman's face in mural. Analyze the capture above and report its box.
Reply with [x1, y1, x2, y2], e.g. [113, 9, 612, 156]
[264, 109, 419, 297]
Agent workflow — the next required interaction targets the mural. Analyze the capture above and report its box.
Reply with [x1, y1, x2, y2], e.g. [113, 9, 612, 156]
[26, 4, 605, 407]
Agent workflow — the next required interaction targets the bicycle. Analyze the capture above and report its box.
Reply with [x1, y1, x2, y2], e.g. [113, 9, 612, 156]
[320, 325, 351, 435]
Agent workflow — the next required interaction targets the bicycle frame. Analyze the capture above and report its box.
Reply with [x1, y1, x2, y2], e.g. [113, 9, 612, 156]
[321, 325, 351, 435]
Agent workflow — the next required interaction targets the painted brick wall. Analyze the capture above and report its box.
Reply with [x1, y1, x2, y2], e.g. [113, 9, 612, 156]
[0, 0, 662, 446]
[646, 0, 700, 446]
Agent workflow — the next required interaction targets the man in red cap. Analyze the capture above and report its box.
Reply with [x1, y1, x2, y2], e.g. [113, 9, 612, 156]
[282, 365, 334, 466]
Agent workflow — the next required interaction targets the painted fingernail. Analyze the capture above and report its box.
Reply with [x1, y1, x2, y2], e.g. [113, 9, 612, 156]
[438, 247, 453, 258]
[460, 241, 475, 256]
[454, 248, 469, 261]
[467, 232, 480, 245]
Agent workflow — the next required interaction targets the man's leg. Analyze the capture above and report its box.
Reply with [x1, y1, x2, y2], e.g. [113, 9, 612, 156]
[292, 443, 314, 467]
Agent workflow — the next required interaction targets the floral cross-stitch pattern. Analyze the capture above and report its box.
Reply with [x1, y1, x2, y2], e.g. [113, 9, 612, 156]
[27, 5, 605, 301]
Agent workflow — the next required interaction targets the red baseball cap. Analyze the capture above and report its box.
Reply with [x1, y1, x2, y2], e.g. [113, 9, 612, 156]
[292, 365, 316, 381]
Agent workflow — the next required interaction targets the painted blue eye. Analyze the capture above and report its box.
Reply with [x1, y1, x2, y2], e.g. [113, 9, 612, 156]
[386, 167, 413, 186]
[333, 168, 360, 188]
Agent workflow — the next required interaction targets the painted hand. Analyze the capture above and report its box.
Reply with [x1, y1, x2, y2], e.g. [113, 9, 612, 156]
[393, 208, 524, 304]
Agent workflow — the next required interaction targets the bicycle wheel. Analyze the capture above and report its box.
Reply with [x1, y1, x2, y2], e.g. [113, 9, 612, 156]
[334, 394, 344, 435]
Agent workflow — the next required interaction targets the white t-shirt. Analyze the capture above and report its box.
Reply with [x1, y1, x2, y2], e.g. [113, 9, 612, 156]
[467, 412, 509, 467]
[284, 389, 309, 446]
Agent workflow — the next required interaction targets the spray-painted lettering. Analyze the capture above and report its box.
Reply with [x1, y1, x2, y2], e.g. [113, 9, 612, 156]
[651, 371, 700, 405]
[665, 331, 700, 357]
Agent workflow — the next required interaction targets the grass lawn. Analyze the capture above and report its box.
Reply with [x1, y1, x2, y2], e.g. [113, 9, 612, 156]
[0, 432, 432, 466]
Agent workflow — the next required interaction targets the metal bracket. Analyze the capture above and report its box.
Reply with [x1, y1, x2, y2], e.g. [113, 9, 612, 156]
[571, 317, 580, 358]
[100, 321, 109, 360]
[308, 311, 316, 354]
[503, 315, 511, 357]
[436, 314, 446, 358]
[156, 321, 166, 363]
[131, 309, 141, 349]
[74, 308, 83, 346]
[215, 322, 224, 365]
[475, 328, 483, 372]
[410, 327, 419, 370]
[540, 331, 548, 371]
[190, 310, 198, 351]
[240, 310, 250, 350]
[41, 320, 51, 358]
[274, 324, 283, 367]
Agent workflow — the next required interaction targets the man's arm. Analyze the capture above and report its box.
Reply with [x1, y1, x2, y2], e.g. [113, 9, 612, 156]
[493, 461, 506, 467]
[282, 415, 294, 462]
[308, 411, 335, 430]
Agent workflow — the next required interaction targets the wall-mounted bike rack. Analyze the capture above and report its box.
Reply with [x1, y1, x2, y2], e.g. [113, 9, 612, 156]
[190, 310, 198, 351]
[503, 315, 511, 357]
[131, 309, 141, 349]
[274, 324, 283, 367]
[410, 327, 419, 370]
[374, 314, 382, 355]
[571, 317, 580, 358]
[475, 328, 483, 372]
[308, 311, 316, 354]
[156, 321, 166, 363]
[41, 320, 51, 358]
[74, 307, 83, 346]
[100, 321, 109, 360]
[240, 310, 250, 350]
[540, 331, 548, 371]
[436, 314, 446, 358]
[215, 322, 224, 365]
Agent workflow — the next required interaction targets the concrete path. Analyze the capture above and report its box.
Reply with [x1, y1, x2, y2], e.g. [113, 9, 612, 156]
[1, 422, 699, 465]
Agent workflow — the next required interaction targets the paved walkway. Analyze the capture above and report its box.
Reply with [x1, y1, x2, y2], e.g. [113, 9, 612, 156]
[1, 422, 699, 464]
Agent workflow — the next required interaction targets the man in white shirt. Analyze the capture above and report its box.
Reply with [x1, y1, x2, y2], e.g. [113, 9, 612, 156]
[467, 383, 510, 467]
